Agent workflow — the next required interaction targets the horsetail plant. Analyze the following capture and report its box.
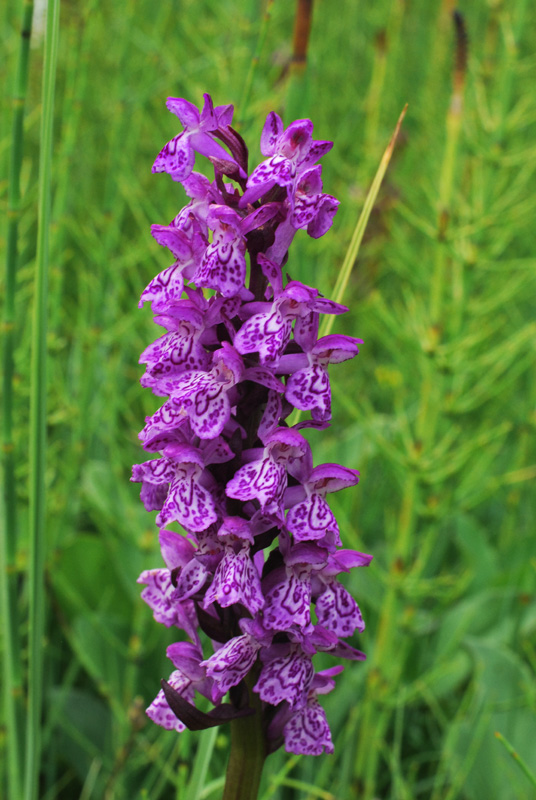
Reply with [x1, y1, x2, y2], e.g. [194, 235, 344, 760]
[132, 94, 372, 797]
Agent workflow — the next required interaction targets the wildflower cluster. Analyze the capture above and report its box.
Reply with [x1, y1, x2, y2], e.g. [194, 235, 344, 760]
[133, 94, 372, 756]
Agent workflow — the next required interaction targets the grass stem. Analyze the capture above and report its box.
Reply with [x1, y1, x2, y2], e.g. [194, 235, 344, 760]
[495, 731, 536, 787]
[1, 1, 35, 797]
[25, 0, 61, 798]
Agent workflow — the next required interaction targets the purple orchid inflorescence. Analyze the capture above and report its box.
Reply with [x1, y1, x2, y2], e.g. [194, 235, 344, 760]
[133, 93, 372, 757]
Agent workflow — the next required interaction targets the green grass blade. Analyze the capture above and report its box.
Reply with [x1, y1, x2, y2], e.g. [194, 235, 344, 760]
[185, 727, 219, 800]
[1, 1, 35, 798]
[319, 104, 407, 338]
[25, 0, 61, 798]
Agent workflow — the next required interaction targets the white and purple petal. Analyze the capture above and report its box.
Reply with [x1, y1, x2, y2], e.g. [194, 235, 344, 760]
[202, 545, 264, 615]
[156, 471, 217, 531]
[286, 493, 339, 543]
[152, 134, 194, 182]
[234, 308, 291, 364]
[254, 644, 313, 708]
[226, 456, 286, 514]
[283, 697, 334, 755]
[176, 559, 209, 599]
[139, 264, 187, 311]
[201, 634, 261, 696]
[137, 570, 198, 638]
[146, 670, 192, 732]
[315, 581, 365, 637]
[195, 236, 246, 297]
[285, 363, 331, 421]
[262, 566, 312, 631]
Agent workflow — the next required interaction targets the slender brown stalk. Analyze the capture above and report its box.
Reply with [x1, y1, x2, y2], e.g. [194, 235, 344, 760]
[292, 0, 314, 67]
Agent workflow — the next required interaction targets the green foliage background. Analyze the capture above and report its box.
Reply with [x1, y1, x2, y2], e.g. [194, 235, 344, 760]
[1, 0, 535, 798]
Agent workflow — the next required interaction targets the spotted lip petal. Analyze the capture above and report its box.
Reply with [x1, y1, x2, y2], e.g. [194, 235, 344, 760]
[136, 445, 217, 532]
[147, 671, 192, 732]
[146, 345, 244, 440]
[285, 362, 331, 421]
[152, 134, 195, 182]
[254, 643, 314, 708]
[140, 325, 210, 382]
[226, 456, 286, 514]
[175, 559, 209, 600]
[283, 697, 334, 755]
[139, 264, 187, 311]
[262, 565, 313, 631]
[194, 207, 247, 297]
[137, 569, 199, 639]
[201, 633, 261, 696]
[315, 582, 365, 637]
[286, 493, 340, 543]
[233, 306, 292, 365]
[202, 544, 264, 615]
[156, 473, 218, 531]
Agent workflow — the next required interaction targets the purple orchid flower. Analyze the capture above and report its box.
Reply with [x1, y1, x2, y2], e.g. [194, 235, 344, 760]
[312, 549, 372, 637]
[200, 617, 270, 697]
[279, 334, 362, 421]
[240, 112, 333, 207]
[152, 93, 235, 182]
[131, 443, 219, 531]
[139, 220, 207, 312]
[271, 667, 343, 755]
[261, 541, 329, 632]
[193, 204, 278, 298]
[134, 97, 372, 768]
[147, 641, 216, 731]
[234, 278, 347, 366]
[139, 299, 210, 384]
[284, 463, 360, 547]
[143, 342, 244, 439]
[225, 427, 309, 517]
[267, 165, 340, 264]
[202, 518, 264, 615]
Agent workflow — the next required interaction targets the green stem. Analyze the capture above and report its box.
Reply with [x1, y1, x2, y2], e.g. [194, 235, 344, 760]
[222, 700, 266, 800]
[25, 1, 60, 799]
[495, 731, 536, 787]
[1, 2, 34, 798]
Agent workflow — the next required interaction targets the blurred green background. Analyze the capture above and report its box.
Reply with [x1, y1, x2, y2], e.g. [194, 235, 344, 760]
[2, 0, 535, 798]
